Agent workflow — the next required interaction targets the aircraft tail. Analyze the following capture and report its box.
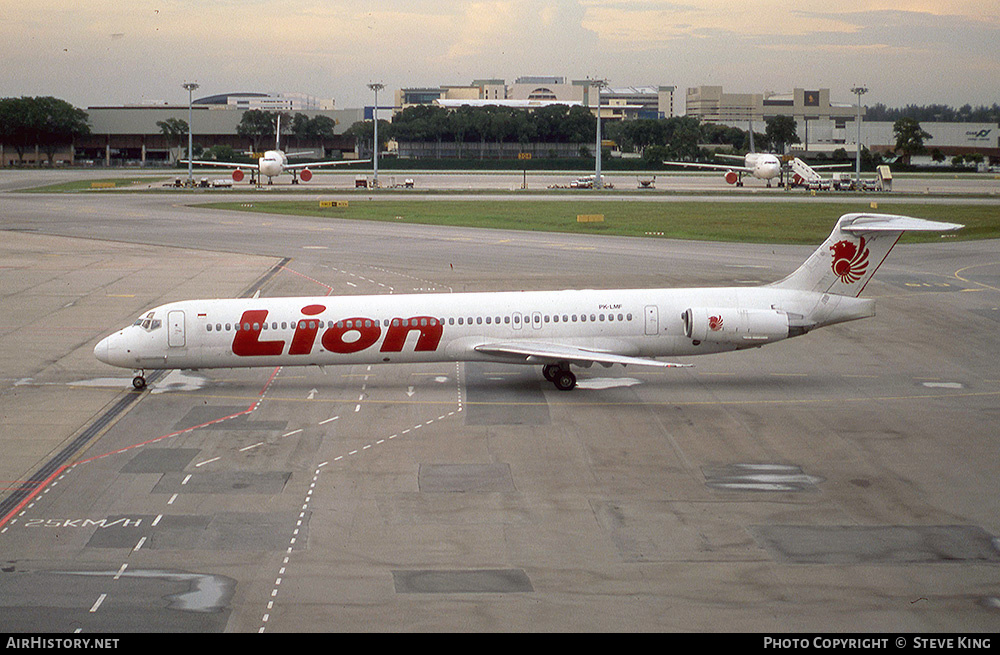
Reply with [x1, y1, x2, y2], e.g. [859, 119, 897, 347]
[770, 213, 962, 297]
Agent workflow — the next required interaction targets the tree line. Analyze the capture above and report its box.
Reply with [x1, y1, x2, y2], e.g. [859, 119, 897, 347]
[232, 109, 339, 152]
[345, 104, 806, 162]
[345, 104, 599, 158]
[867, 103, 1000, 124]
[0, 96, 90, 165]
[607, 115, 802, 162]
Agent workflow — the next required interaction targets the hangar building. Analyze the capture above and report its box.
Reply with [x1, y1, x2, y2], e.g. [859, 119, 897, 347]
[74, 103, 362, 166]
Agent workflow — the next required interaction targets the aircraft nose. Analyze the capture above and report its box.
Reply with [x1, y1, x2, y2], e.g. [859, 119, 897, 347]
[94, 335, 111, 364]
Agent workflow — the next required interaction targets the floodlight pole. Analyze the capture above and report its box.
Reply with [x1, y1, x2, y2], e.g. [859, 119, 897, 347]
[182, 82, 199, 185]
[592, 79, 608, 189]
[851, 86, 868, 187]
[368, 83, 385, 188]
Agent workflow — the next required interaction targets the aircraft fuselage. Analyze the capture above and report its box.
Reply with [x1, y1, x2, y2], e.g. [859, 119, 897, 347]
[258, 150, 288, 180]
[93, 214, 962, 390]
[744, 152, 782, 181]
[94, 286, 872, 372]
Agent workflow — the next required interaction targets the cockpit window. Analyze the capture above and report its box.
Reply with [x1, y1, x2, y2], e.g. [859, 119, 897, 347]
[133, 312, 162, 331]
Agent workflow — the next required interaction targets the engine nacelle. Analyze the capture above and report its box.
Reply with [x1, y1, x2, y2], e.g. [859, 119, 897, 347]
[300, 168, 313, 182]
[724, 170, 738, 185]
[682, 307, 789, 346]
[232, 169, 245, 182]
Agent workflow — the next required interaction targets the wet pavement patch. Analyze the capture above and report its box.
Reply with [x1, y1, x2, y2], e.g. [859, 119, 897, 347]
[464, 363, 550, 426]
[751, 525, 1000, 564]
[85, 512, 305, 551]
[122, 448, 200, 473]
[418, 464, 515, 493]
[152, 471, 291, 494]
[392, 569, 533, 593]
[173, 406, 287, 432]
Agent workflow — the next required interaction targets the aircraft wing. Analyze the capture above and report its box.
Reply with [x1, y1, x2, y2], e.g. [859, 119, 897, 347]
[284, 159, 372, 170]
[808, 163, 853, 170]
[713, 154, 748, 162]
[474, 341, 691, 369]
[179, 159, 259, 170]
[663, 160, 750, 173]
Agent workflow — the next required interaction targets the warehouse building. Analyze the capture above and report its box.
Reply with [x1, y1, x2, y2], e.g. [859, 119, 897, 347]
[74, 102, 362, 166]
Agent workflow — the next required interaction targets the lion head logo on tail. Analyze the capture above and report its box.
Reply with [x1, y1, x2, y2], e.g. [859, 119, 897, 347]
[830, 237, 869, 284]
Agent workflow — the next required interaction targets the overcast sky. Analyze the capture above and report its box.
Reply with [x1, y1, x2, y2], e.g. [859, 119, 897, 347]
[3, 0, 998, 112]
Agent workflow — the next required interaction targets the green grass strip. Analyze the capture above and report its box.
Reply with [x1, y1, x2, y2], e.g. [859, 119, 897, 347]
[198, 199, 1000, 244]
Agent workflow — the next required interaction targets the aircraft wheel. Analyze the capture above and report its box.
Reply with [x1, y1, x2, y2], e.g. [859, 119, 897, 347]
[542, 364, 561, 381]
[132, 375, 147, 390]
[553, 370, 577, 391]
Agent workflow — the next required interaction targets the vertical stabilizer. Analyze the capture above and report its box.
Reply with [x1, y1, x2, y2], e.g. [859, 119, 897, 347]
[770, 213, 962, 297]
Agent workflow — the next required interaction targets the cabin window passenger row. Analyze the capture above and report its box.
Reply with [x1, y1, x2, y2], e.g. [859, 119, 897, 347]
[205, 313, 633, 332]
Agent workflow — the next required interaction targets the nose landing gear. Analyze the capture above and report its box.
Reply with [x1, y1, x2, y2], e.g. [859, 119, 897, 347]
[132, 371, 147, 390]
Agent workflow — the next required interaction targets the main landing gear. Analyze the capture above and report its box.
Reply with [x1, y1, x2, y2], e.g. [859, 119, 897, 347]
[542, 363, 577, 391]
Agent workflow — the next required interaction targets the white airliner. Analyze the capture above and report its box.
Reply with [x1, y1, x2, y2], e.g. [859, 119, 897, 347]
[664, 150, 783, 187]
[663, 122, 848, 188]
[182, 116, 369, 185]
[663, 126, 782, 186]
[94, 214, 961, 391]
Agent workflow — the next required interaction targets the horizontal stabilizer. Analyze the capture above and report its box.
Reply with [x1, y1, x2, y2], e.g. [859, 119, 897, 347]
[475, 341, 691, 369]
[771, 213, 964, 296]
[841, 214, 964, 234]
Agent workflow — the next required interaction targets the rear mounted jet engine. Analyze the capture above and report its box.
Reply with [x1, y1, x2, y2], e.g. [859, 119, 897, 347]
[682, 307, 789, 346]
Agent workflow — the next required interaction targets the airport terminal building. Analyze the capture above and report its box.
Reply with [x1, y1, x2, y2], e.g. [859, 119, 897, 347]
[396, 77, 676, 121]
[2, 85, 995, 167]
[687, 85, 998, 162]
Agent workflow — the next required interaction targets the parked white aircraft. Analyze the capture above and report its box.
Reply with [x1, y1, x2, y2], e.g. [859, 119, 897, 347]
[664, 151, 783, 187]
[95, 214, 961, 391]
[181, 116, 368, 185]
[663, 126, 781, 186]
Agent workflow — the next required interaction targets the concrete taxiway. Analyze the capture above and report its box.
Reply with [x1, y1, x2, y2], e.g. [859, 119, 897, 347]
[1, 176, 999, 632]
[3, 166, 1000, 197]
